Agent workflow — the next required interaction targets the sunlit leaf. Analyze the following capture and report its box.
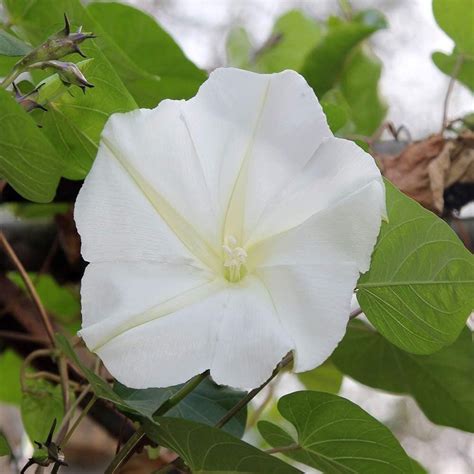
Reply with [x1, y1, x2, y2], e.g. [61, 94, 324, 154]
[256, 10, 322, 73]
[341, 48, 387, 134]
[144, 417, 301, 473]
[87, 1, 206, 107]
[7, 272, 80, 330]
[21, 380, 63, 443]
[302, 9, 387, 96]
[0, 350, 23, 405]
[357, 181, 474, 354]
[226, 27, 253, 69]
[432, 50, 474, 92]
[258, 390, 412, 473]
[0, 29, 31, 56]
[432, 0, 474, 54]
[0, 88, 62, 202]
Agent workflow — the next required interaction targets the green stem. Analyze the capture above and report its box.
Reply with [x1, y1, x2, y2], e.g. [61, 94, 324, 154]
[61, 394, 97, 447]
[1, 65, 22, 88]
[154, 371, 209, 417]
[216, 353, 293, 429]
[105, 371, 209, 474]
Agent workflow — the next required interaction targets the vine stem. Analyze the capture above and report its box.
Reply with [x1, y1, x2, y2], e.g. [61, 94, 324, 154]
[55, 384, 91, 445]
[104, 371, 209, 474]
[441, 53, 464, 132]
[216, 352, 293, 429]
[61, 394, 97, 446]
[162, 353, 295, 472]
[265, 443, 300, 455]
[0, 231, 55, 345]
[0, 65, 21, 88]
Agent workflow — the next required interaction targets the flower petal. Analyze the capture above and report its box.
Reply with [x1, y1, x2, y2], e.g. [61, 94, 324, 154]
[75, 101, 223, 271]
[249, 178, 385, 273]
[75, 142, 197, 265]
[80, 268, 291, 389]
[183, 68, 331, 240]
[210, 276, 293, 389]
[257, 264, 359, 372]
[247, 138, 385, 247]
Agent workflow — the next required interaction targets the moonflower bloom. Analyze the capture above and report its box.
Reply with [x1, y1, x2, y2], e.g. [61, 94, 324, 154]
[75, 68, 385, 390]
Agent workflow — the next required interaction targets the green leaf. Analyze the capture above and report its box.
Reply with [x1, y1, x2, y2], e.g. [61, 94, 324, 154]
[0, 432, 11, 457]
[21, 380, 63, 443]
[0, 87, 62, 202]
[36, 54, 137, 179]
[301, 9, 387, 96]
[357, 181, 474, 354]
[256, 10, 322, 73]
[7, 202, 70, 219]
[114, 379, 247, 438]
[7, 272, 80, 329]
[144, 417, 301, 473]
[0, 350, 23, 405]
[432, 0, 474, 54]
[258, 390, 412, 473]
[321, 88, 356, 135]
[297, 359, 343, 394]
[87, 1, 206, 107]
[340, 48, 387, 135]
[226, 27, 253, 69]
[333, 321, 474, 432]
[0, 29, 31, 56]
[432, 50, 474, 92]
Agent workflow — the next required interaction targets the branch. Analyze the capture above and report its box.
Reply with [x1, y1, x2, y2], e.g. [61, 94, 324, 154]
[0, 232, 55, 345]
[441, 54, 464, 132]
[216, 352, 293, 429]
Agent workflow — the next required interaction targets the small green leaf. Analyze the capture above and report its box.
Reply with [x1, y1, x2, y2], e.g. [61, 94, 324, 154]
[21, 380, 63, 443]
[357, 181, 474, 354]
[0, 87, 62, 202]
[114, 379, 247, 438]
[7, 202, 70, 219]
[144, 417, 301, 473]
[297, 359, 343, 394]
[321, 101, 351, 134]
[302, 9, 387, 96]
[340, 48, 387, 135]
[0, 30, 31, 56]
[0, 350, 23, 405]
[333, 321, 474, 432]
[432, 50, 474, 92]
[226, 27, 253, 69]
[0, 432, 11, 457]
[258, 390, 412, 473]
[7, 272, 80, 329]
[432, 0, 474, 54]
[256, 10, 322, 73]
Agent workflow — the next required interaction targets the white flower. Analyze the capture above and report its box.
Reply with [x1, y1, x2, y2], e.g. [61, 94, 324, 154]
[75, 68, 385, 390]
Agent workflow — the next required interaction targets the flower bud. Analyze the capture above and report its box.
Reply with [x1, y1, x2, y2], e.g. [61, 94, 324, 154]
[30, 60, 94, 93]
[12, 83, 47, 112]
[17, 14, 96, 69]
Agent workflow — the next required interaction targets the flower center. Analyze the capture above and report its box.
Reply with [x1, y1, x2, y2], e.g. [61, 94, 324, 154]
[223, 235, 247, 283]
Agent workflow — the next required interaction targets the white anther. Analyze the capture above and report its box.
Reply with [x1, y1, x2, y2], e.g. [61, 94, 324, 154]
[222, 235, 247, 282]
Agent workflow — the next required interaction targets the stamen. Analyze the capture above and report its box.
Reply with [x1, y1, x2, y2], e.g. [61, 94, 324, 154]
[223, 235, 247, 282]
